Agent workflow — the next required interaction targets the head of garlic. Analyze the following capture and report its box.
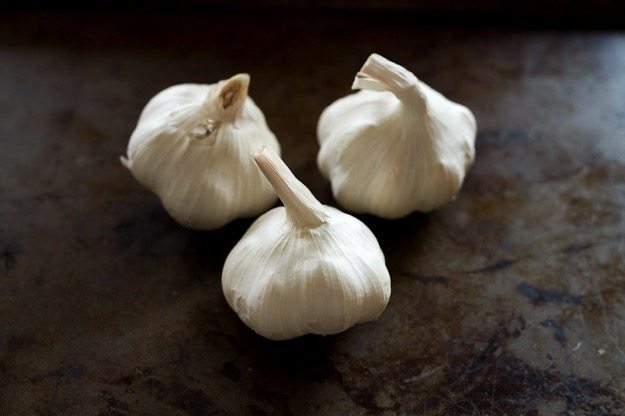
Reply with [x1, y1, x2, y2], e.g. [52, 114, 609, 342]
[222, 147, 391, 341]
[120, 74, 280, 230]
[317, 53, 477, 219]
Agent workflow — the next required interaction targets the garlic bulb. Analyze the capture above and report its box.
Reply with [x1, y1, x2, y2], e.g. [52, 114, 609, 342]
[222, 147, 391, 341]
[121, 74, 280, 230]
[317, 53, 477, 218]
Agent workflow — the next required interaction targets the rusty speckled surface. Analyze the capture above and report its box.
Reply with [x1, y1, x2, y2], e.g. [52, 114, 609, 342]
[1, 11, 625, 415]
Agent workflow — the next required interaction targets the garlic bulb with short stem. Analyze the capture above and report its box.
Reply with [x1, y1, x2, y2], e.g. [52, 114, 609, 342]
[317, 53, 477, 219]
[121, 74, 280, 230]
[222, 147, 391, 341]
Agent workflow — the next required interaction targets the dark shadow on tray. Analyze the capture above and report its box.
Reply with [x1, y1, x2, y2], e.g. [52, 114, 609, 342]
[114, 195, 259, 277]
[249, 333, 341, 383]
[355, 211, 431, 266]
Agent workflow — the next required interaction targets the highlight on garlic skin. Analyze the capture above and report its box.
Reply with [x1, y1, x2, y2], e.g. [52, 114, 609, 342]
[121, 74, 280, 230]
[317, 53, 477, 219]
[222, 147, 391, 341]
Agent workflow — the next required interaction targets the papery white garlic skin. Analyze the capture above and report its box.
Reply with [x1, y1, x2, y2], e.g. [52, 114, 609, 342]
[222, 148, 391, 341]
[317, 53, 477, 219]
[121, 74, 280, 230]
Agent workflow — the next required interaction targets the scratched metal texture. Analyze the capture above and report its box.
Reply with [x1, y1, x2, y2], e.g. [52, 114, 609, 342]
[0, 11, 624, 416]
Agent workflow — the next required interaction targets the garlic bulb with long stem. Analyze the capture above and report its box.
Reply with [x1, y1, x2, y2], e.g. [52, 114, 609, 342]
[317, 53, 477, 219]
[222, 147, 391, 341]
[121, 74, 280, 230]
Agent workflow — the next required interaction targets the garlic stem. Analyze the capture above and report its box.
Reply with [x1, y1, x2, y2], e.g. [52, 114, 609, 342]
[352, 53, 426, 109]
[254, 147, 327, 228]
[203, 73, 250, 123]
[220, 74, 249, 110]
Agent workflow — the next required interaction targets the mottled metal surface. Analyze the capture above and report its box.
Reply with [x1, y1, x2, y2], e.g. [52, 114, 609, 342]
[1, 11, 624, 415]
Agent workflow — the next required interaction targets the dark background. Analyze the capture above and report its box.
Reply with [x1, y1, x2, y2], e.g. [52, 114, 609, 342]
[2, 0, 625, 25]
[1, 2, 624, 415]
